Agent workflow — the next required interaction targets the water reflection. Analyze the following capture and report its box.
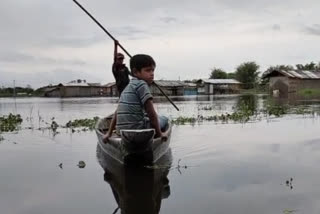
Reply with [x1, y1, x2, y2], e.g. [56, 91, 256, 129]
[96, 145, 172, 214]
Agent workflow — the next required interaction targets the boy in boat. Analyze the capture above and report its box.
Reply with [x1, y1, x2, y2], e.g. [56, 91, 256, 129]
[112, 40, 130, 95]
[103, 54, 169, 142]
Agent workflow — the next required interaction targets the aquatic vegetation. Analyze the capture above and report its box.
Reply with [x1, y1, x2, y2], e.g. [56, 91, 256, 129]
[298, 88, 320, 98]
[172, 109, 257, 125]
[200, 105, 215, 111]
[283, 209, 298, 214]
[264, 104, 288, 117]
[172, 116, 197, 125]
[77, 161, 86, 168]
[65, 117, 99, 130]
[0, 114, 23, 132]
[262, 98, 289, 117]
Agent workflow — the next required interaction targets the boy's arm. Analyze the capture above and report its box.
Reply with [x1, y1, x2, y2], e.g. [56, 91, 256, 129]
[144, 99, 162, 138]
[103, 110, 117, 143]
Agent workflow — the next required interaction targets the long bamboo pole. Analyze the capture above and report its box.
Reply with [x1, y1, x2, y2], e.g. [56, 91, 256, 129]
[72, 0, 179, 111]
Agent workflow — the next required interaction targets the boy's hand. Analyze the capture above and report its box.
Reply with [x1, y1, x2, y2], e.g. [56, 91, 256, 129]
[161, 131, 169, 142]
[103, 132, 111, 143]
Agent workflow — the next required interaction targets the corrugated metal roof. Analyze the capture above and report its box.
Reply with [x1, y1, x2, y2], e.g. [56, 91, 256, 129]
[262, 69, 320, 79]
[65, 82, 88, 86]
[202, 79, 241, 84]
[154, 80, 185, 87]
[87, 83, 101, 86]
[183, 82, 197, 87]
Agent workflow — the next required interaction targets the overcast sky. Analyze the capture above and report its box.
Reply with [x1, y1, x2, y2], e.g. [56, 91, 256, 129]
[1, 0, 320, 88]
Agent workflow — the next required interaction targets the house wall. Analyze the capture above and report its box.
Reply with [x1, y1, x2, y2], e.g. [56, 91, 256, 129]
[268, 76, 289, 97]
[269, 76, 320, 97]
[46, 86, 106, 97]
[45, 89, 61, 97]
[184, 88, 198, 96]
[150, 85, 184, 96]
[291, 79, 320, 92]
[203, 83, 241, 94]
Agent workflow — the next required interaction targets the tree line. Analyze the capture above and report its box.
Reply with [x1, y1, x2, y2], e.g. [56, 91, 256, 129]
[209, 61, 320, 89]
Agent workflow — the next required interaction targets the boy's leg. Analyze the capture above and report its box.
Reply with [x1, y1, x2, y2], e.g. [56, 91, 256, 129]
[144, 115, 168, 131]
[158, 115, 169, 131]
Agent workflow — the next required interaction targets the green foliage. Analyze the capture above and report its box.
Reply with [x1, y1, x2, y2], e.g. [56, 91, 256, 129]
[0, 114, 23, 132]
[235, 62, 260, 89]
[65, 117, 99, 130]
[266, 65, 294, 72]
[296, 62, 318, 70]
[227, 72, 236, 79]
[209, 68, 228, 79]
[0, 87, 34, 97]
[298, 88, 320, 97]
[262, 98, 289, 117]
[172, 116, 197, 125]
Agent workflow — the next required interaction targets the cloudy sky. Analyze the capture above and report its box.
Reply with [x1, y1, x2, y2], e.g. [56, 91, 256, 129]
[1, 0, 320, 88]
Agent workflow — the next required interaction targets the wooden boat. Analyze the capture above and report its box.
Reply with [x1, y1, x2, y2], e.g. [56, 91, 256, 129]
[96, 145, 172, 213]
[95, 116, 172, 164]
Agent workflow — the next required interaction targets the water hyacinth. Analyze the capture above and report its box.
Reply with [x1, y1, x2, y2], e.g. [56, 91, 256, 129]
[0, 114, 23, 132]
[65, 117, 99, 130]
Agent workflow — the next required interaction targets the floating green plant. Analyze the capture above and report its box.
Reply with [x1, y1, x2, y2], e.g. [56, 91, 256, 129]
[172, 116, 197, 125]
[65, 117, 99, 130]
[77, 161, 86, 168]
[0, 114, 23, 132]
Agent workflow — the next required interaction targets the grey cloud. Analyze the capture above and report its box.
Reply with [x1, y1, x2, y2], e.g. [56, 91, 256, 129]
[159, 17, 178, 24]
[0, 51, 86, 66]
[272, 24, 281, 31]
[0, 52, 35, 62]
[305, 24, 320, 36]
[112, 26, 147, 37]
[46, 34, 106, 48]
[0, 68, 101, 88]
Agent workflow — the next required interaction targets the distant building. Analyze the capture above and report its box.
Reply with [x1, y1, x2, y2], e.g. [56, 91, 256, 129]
[196, 79, 241, 94]
[150, 80, 185, 96]
[262, 69, 320, 97]
[183, 82, 198, 96]
[42, 79, 107, 97]
[103, 82, 118, 97]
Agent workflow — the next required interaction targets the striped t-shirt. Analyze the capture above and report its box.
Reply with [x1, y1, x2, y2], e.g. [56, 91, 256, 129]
[116, 77, 153, 131]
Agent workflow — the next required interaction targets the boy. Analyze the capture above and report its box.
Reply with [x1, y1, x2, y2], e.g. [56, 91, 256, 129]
[112, 40, 130, 95]
[103, 54, 169, 142]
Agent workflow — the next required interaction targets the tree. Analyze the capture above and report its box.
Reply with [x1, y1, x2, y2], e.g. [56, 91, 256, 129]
[270, 65, 294, 71]
[235, 62, 260, 89]
[296, 62, 317, 70]
[227, 72, 236, 79]
[209, 68, 227, 79]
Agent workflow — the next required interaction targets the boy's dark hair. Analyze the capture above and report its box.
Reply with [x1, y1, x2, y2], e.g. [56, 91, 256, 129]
[130, 54, 156, 73]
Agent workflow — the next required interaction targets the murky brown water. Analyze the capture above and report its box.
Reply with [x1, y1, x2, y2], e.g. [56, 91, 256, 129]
[1, 95, 320, 214]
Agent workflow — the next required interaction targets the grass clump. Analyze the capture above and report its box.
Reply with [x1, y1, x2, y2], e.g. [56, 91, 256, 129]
[0, 114, 23, 132]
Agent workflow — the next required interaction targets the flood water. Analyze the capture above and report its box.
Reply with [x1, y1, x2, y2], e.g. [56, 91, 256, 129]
[1, 95, 320, 214]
